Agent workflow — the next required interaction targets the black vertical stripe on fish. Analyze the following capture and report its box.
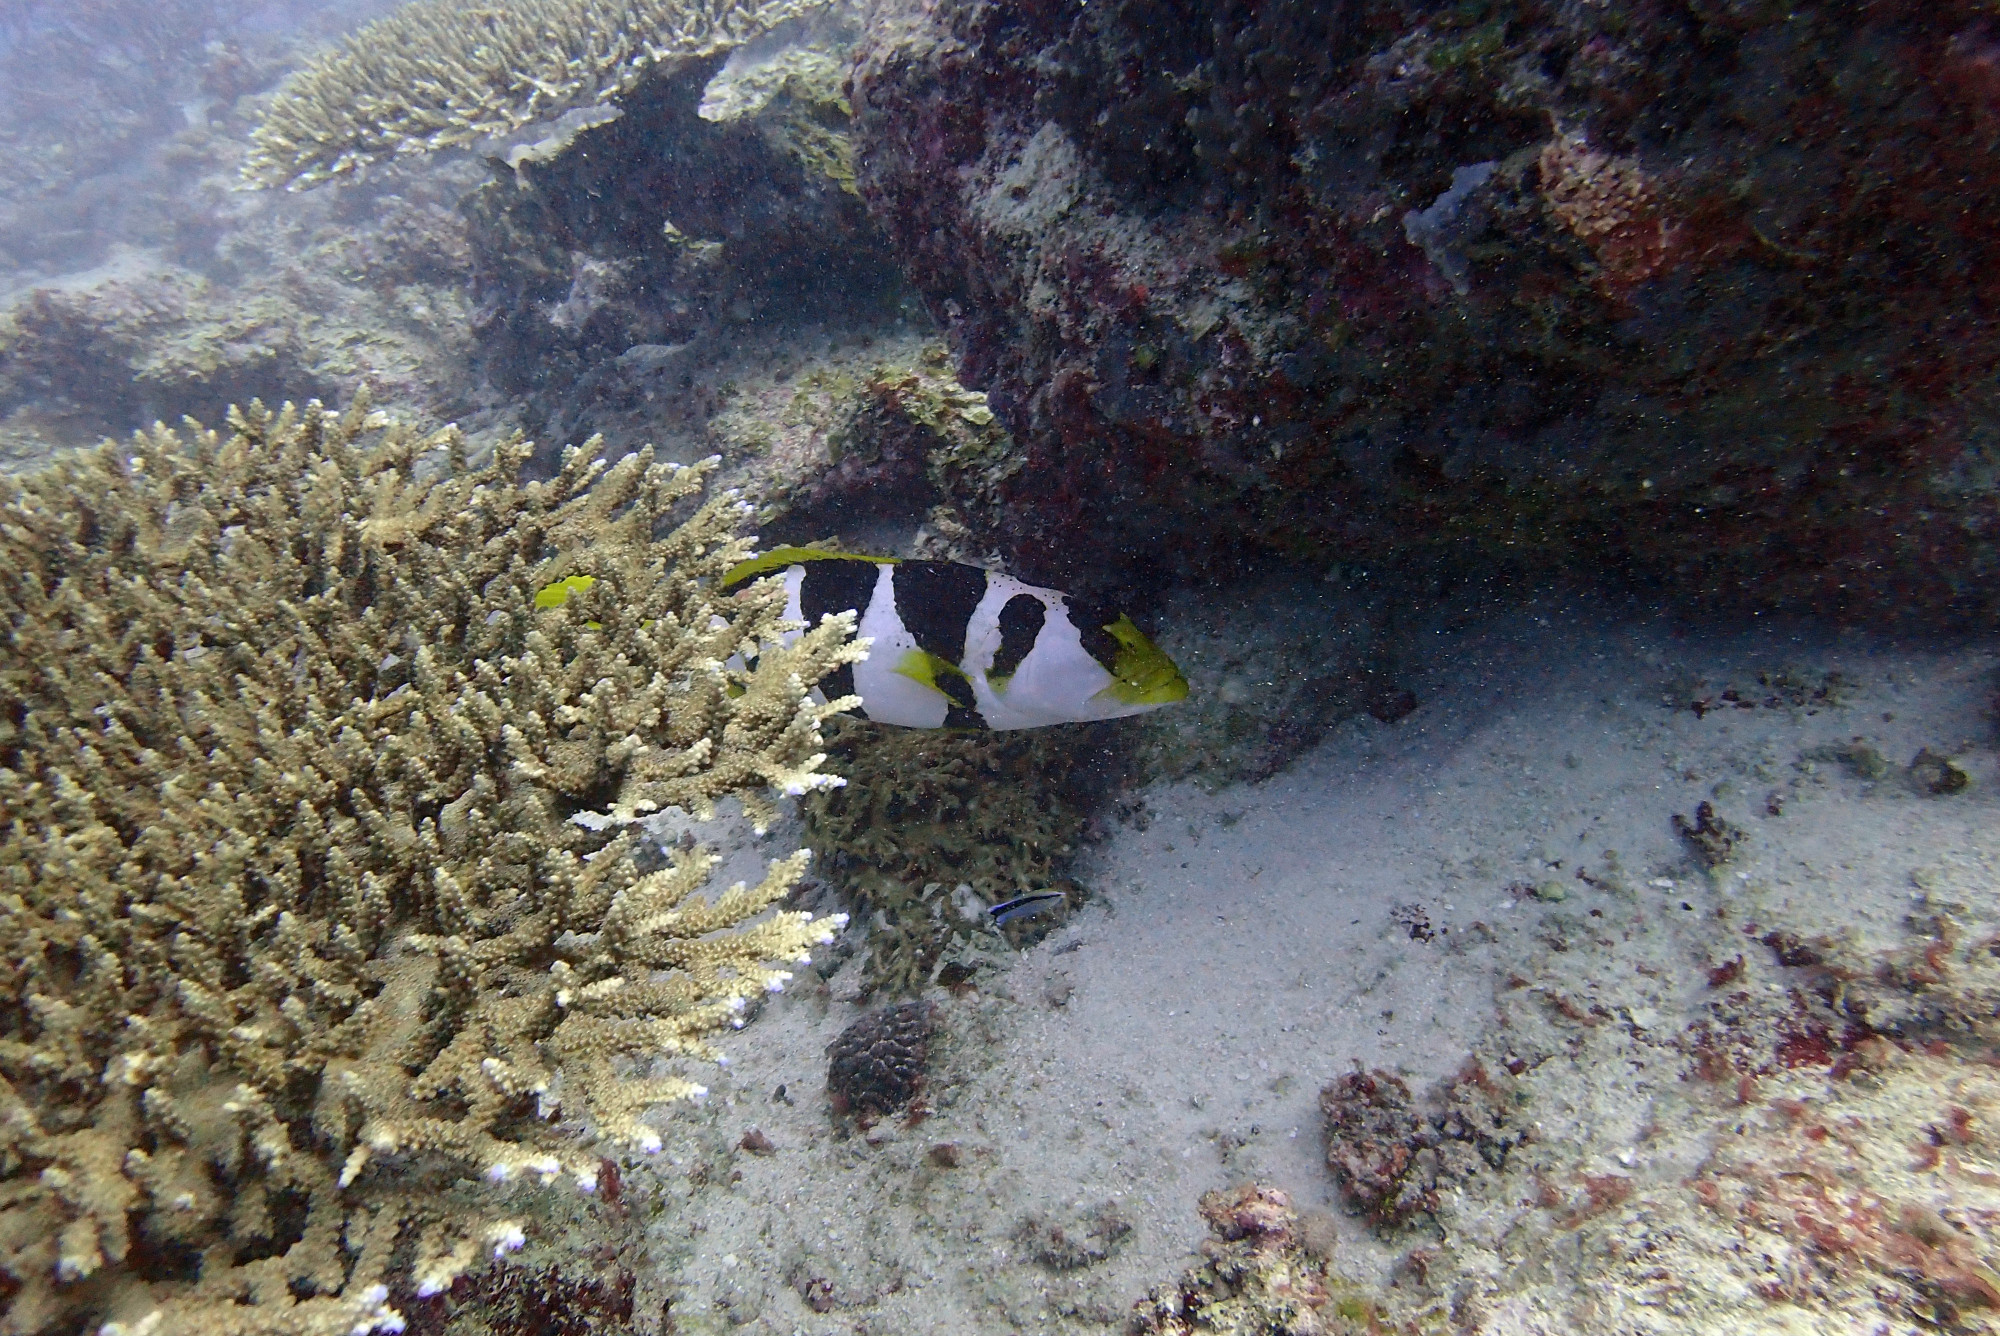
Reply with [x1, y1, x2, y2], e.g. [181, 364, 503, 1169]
[911, 646, 982, 728]
[797, 560, 879, 719]
[990, 593, 1046, 682]
[891, 561, 989, 667]
[799, 558, 883, 627]
[820, 660, 861, 715]
[1065, 595, 1122, 670]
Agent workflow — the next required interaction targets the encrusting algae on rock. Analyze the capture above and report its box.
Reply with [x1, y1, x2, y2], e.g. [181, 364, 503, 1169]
[0, 396, 864, 1335]
[1133, 1184, 1395, 1336]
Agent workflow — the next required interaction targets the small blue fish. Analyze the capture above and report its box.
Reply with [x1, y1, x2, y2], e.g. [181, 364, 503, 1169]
[988, 890, 1067, 926]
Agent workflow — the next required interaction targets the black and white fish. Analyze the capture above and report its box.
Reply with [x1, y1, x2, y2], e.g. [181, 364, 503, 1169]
[722, 547, 1188, 730]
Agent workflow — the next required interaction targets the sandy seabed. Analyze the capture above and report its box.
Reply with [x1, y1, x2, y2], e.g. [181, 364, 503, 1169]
[625, 593, 2000, 1336]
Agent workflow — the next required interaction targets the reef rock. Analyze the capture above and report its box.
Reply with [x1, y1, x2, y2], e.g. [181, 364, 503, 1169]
[849, 0, 2000, 623]
[459, 22, 908, 465]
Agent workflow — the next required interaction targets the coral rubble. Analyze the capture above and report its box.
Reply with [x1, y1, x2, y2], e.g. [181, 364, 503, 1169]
[1500, 902, 2000, 1333]
[1013, 1202, 1133, 1273]
[1673, 800, 1745, 869]
[1132, 1184, 1386, 1336]
[0, 397, 862, 1333]
[1327, 774, 2000, 1334]
[1320, 1060, 1521, 1231]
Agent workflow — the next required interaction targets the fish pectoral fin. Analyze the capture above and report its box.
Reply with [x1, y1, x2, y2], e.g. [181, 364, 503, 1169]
[893, 649, 967, 697]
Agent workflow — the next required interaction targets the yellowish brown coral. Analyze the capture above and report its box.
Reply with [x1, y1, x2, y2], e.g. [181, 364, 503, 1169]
[699, 46, 859, 193]
[246, 0, 829, 189]
[0, 397, 862, 1334]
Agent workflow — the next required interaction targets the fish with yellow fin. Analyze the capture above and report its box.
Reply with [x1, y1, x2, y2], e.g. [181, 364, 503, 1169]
[720, 547, 1188, 730]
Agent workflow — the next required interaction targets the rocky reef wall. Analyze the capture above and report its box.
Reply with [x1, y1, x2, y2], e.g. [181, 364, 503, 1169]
[848, 0, 2000, 624]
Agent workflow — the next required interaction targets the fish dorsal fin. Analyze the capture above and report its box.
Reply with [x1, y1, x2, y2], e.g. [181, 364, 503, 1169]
[891, 647, 969, 693]
[722, 545, 898, 590]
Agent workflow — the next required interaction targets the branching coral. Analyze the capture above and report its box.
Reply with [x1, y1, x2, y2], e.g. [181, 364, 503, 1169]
[245, 0, 829, 189]
[0, 396, 863, 1334]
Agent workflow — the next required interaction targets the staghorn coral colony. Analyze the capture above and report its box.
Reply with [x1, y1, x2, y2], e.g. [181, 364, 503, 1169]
[0, 396, 862, 1334]
[244, 0, 833, 189]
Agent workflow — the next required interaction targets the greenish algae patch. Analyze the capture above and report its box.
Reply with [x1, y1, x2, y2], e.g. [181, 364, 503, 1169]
[801, 718, 1106, 996]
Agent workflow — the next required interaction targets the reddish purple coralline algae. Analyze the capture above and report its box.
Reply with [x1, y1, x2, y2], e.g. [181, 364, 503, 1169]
[849, 0, 2000, 623]
[1320, 1060, 1519, 1229]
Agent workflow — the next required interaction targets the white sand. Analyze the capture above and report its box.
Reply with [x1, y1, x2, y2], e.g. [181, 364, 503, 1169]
[628, 593, 2000, 1335]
